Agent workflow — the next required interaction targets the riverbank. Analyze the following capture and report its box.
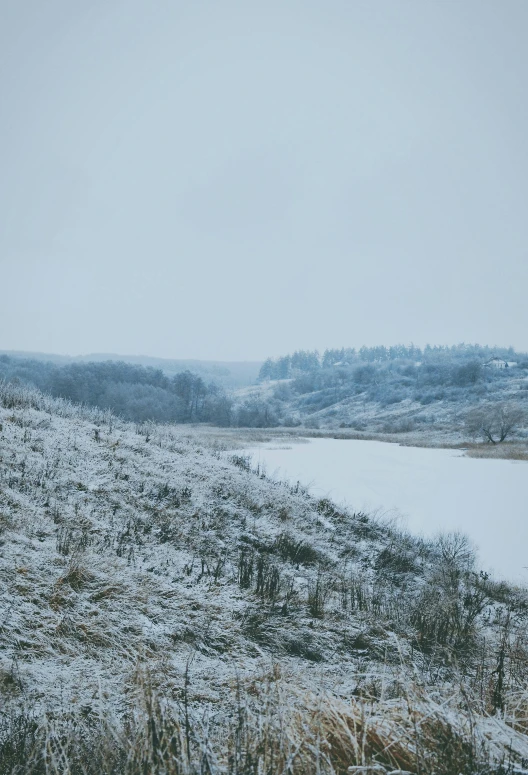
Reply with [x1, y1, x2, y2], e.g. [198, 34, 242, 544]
[189, 424, 528, 460]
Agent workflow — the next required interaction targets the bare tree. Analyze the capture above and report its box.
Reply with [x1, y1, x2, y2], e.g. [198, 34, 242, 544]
[466, 402, 526, 444]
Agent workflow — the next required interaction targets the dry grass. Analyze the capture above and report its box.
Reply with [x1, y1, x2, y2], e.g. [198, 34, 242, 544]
[2, 672, 525, 775]
[59, 559, 95, 591]
[464, 442, 528, 461]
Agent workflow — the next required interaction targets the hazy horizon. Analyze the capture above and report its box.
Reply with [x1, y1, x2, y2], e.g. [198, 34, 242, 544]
[2, 1, 527, 360]
[1, 338, 525, 366]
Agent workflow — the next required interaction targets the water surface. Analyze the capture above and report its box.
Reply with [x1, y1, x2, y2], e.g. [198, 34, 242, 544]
[242, 438, 527, 583]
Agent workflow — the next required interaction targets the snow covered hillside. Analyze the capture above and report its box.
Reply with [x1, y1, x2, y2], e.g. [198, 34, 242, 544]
[2, 382, 528, 773]
[239, 347, 528, 441]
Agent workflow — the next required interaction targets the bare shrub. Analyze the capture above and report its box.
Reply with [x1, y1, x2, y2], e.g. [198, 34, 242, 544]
[307, 571, 329, 618]
[274, 532, 320, 565]
[255, 553, 281, 602]
[410, 534, 489, 657]
[230, 453, 252, 471]
[466, 402, 526, 444]
[237, 549, 282, 602]
[237, 548, 254, 589]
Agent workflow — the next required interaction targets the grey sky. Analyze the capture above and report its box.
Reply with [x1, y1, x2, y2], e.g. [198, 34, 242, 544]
[1, 0, 527, 360]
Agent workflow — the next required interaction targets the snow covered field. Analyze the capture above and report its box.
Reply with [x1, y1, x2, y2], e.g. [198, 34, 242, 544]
[242, 439, 528, 583]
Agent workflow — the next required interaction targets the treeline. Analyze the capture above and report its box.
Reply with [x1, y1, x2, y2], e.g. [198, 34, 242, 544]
[2, 345, 527, 431]
[0, 356, 232, 425]
[259, 343, 521, 380]
[248, 344, 528, 430]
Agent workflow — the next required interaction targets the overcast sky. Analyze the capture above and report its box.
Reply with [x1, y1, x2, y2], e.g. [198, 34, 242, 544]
[1, 1, 527, 361]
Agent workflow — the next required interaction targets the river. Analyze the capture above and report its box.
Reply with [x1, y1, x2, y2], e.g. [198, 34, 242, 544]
[240, 438, 527, 583]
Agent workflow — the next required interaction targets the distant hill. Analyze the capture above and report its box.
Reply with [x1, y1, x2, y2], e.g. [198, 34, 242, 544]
[0, 350, 262, 388]
[230, 344, 528, 437]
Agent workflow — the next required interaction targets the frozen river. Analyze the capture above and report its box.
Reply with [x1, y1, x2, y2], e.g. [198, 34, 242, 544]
[241, 438, 528, 583]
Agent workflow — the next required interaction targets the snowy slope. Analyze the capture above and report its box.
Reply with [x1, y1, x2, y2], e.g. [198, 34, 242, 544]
[1, 382, 528, 772]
